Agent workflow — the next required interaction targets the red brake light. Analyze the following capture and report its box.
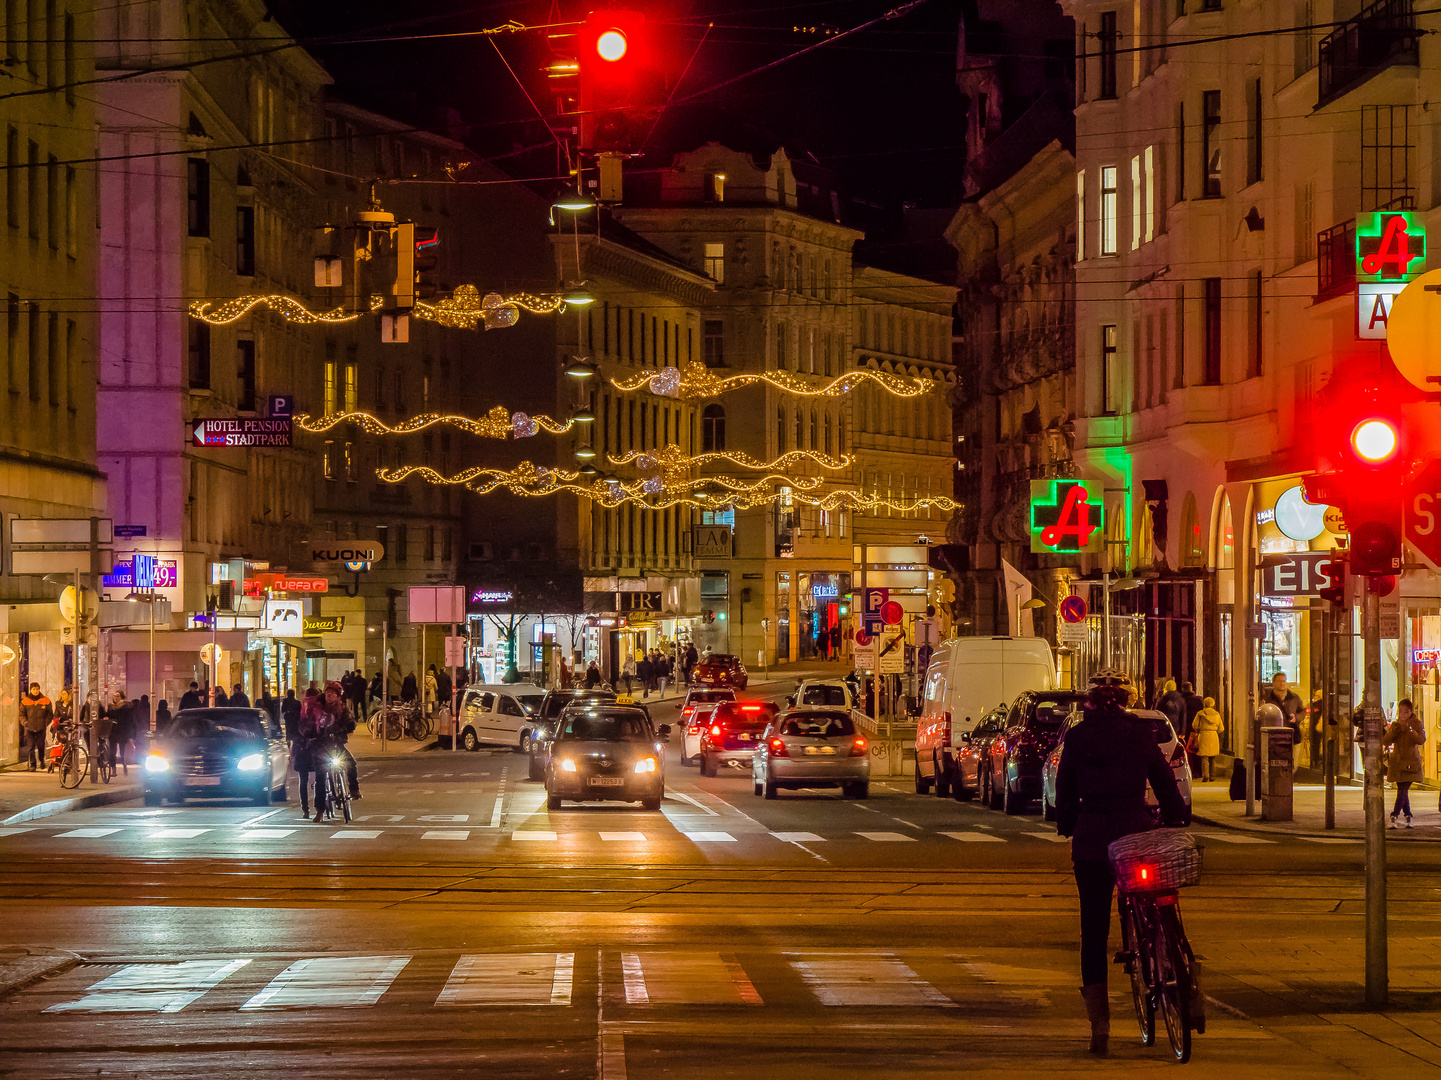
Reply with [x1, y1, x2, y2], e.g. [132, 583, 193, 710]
[710, 725, 722, 737]
[741, 705, 762, 712]
[687, 725, 700, 735]
[769, 737, 788, 756]
[851, 737, 867, 757]
[683, 707, 693, 717]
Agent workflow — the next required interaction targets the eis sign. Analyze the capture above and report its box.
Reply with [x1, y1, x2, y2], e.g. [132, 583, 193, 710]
[1356, 211, 1426, 340]
[1030, 479, 1105, 554]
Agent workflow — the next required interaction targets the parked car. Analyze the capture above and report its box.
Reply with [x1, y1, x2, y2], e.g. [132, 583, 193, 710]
[1040, 707, 1195, 823]
[545, 705, 669, 811]
[455, 683, 545, 752]
[946, 707, 1007, 802]
[680, 704, 721, 766]
[914, 636, 1057, 794]
[698, 700, 780, 776]
[752, 708, 870, 799]
[788, 679, 853, 709]
[978, 690, 1086, 813]
[143, 708, 288, 807]
[692, 653, 749, 690]
[527, 687, 618, 780]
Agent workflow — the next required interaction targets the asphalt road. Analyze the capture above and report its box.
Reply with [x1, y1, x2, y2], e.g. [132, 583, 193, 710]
[1, 672, 1437, 1078]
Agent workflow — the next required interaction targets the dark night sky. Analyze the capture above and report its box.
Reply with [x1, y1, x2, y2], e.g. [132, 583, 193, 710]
[268, 0, 963, 210]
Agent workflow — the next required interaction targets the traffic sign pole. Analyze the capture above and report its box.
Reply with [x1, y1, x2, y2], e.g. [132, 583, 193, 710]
[1362, 582, 1388, 1006]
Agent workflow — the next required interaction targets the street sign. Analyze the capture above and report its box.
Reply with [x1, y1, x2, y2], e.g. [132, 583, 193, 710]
[853, 641, 875, 671]
[854, 628, 872, 647]
[862, 587, 889, 636]
[1030, 478, 1104, 554]
[113, 525, 147, 538]
[1058, 620, 1088, 645]
[57, 585, 97, 623]
[1058, 595, 1089, 624]
[1380, 596, 1401, 639]
[879, 600, 904, 625]
[191, 417, 293, 447]
[1379, 268, 1441, 391]
[1406, 459, 1441, 570]
[878, 625, 905, 674]
[10, 518, 114, 545]
[200, 642, 221, 664]
[308, 542, 384, 563]
[444, 636, 466, 667]
[1259, 553, 1343, 597]
[913, 617, 938, 648]
[410, 585, 466, 624]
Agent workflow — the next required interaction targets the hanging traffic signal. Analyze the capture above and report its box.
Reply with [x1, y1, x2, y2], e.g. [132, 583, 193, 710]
[1338, 395, 1402, 577]
[577, 10, 658, 152]
[413, 226, 440, 299]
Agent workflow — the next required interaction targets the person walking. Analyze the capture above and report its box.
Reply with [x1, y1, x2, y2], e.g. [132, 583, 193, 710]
[1191, 697, 1225, 782]
[178, 681, 204, 711]
[154, 699, 173, 732]
[295, 688, 329, 819]
[637, 653, 653, 698]
[1156, 679, 1186, 738]
[1384, 699, 1425, 828]
[229, 683, 250, 708]
[368, 672, 383, 711]
[435, 666, 452, 711]
[1055, 669, 1187, 1057]
[684, 643, 698, 686]
[19, 682, 53, 771]
[585, 661, 602, 689]
[112, 696, 137, 775]
[401, 672, 418, 704]
[622, 654, 636, 695]
[424, 665, 439, 718]
[281, 688, 302, 744]
[347, 672, 368, 724]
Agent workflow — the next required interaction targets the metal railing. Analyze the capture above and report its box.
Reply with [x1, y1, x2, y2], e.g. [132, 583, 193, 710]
[1317, 0, 1418, 105]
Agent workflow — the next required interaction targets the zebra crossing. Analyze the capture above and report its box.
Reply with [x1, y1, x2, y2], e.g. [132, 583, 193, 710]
[29, 949, 970, 1015]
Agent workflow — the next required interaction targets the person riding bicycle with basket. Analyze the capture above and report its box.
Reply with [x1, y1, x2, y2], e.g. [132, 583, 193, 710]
[321, 680, 360, 801]
[1056, 668, 1188, 1057]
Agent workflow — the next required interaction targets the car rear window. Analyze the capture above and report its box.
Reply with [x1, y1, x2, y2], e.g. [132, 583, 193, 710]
[781, 713, 855, 737]
[544, 691, 615, 718]
[169, 712, 265, 738]
[689, 690, 734, 704]
[716, 702, 778, 727]
[517, 694, 544, 714]
[800, 685, 848, 706]
[558, 713, 650, 742]
[1150, 718, 1176, 744]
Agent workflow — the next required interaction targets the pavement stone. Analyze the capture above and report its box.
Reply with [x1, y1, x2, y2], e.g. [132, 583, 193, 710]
[1191, 780, 1441, 841]
[0, 766, 142, 826]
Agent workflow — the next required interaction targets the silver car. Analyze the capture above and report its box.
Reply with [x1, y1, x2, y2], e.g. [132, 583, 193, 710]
[752, 708, 870, 800]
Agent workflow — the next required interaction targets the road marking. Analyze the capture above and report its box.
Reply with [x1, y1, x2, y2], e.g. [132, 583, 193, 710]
[772, 831, 825, 842]
[421, 830, 470, 841]
[855, 831, 916, 842]
[330, 830, 382, 839]
[600, 832, 647, 842]
[238, 808, 286, 827]
[437, 953, 573, 1006]
[491, 764, 509, 828]
[1192, 831, 1277, 845]
[57, 828, 121, 838]
[0, 827, 34, 837]
[620, 953, 648, 1003]
[148, 828, 209, 839]
[241, 955, 411, 1010]
[788, 954, 954, 1007]
[353, 814, 404, 822]
[511, 830, 558, 841]
[419, 814, 469, 822]
[600, 1032, 627, 1080]
[666, 790, 719, 816]
[240, 829, 294, 839]
[941, 831, 1005, 843]
[683, 831, 736, 842]
[1025, 832, 1068, 843]
[1298, 836, 1363, 844]
[47, 958, 251, 1014]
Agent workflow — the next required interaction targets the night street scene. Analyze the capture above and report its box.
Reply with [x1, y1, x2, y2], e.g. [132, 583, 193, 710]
[5, 0, 1441, 1076]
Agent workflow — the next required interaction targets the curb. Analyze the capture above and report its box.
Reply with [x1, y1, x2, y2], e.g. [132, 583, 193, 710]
[1190, 810, 1441, 843]
[0, 785, 141, 826]
[0, 950, 81, 997]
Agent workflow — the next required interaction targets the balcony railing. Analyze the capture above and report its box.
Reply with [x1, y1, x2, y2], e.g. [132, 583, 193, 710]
[1317, 0, 1418, 106]
[1315, 218, 1357, 299]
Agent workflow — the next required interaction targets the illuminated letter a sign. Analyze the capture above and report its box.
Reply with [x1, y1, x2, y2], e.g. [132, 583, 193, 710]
[1030, 479, 1105, 554]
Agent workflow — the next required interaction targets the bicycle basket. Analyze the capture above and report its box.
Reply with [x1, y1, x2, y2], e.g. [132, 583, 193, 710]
[1108, 828, 1201, 893]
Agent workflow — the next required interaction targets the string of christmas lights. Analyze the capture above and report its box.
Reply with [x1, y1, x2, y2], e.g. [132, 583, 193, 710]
[188, 284, 572, 330]
[610, 361, 931, 400]
[608, 446, 852, 473]
[296, 405, 575, 438]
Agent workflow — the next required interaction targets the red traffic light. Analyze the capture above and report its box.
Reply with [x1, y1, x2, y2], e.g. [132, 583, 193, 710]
[1350, 417, 1398, 463]
[595, 28, 628, 61]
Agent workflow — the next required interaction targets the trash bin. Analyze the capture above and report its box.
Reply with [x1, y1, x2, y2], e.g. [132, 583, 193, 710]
[1259, 725, 1294, 822]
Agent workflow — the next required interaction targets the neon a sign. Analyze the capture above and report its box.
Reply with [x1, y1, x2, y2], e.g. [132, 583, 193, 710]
[1030, 479, 1105, 554]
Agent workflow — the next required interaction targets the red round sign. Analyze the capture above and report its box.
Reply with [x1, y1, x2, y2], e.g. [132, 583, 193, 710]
[855, 629, 872, 646]
[879, 600, 904, 625]
[1058, 595, 1089, 624]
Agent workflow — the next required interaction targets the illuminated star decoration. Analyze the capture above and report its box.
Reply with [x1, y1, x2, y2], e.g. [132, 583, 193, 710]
[295, 405, 576, 438]
[188, 285, 572, 330]
[611, 361, 931, 400]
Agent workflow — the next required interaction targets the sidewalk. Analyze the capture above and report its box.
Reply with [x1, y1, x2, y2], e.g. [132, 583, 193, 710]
[0, 763, 141, 826]
[1191, 778, 1441, 840]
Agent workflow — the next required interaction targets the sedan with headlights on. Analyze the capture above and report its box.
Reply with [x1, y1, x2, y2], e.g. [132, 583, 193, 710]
[545, 705, 670, 811]
[752, 708, 870, 800]
[143, 708, 289, 807]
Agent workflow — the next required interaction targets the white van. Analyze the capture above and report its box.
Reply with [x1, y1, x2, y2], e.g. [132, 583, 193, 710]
[457, 683, 547, 752]
[913, 637, 1057, 795]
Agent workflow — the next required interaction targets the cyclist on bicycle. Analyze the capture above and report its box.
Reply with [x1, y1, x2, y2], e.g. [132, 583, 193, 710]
[296, 688, 329, 819]
[321, 681, 360, 800]
[1056, 669, 1187, 1057]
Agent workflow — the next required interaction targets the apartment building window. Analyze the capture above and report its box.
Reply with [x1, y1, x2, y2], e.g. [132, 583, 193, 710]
[1246, 78, 1263, 186]
[1144, 146, 1156, 241]
[323, 440, 335, 480]
[1175, 103, 1185, 202]
[6, 293, 17, 394]
[46, 312, 57, 405]
[236, 339, 256, 410]
[5, 126, 16, 228]
[1075, 169, 1086, 259]
[1201, 91, 1221, 197]
[1293, 181, 1315, 264]
[703, 171, 725, 201]
[323, 356, 337, 415]
[1202, 278, 1222, 384]
[64, 166, 74, 256]
[1294, 1, 1315, 79]
[1201, 0, 1220, 10]
[1361, 104, 1413, 210]
[1247, 271, 1263, 379]
[1130, 155, 1142, 250]
[236, 206, 255, 275]
[187, 159, 210, 236]
[345, 442, 356, 483]
[1100, 166, 1118, 256]
[823, 259, 833, 300]
[775, 323, 788, 369]
[1076, 22, 1087, 102]
[1099, 11, 1118, 99]
[703, 241, 726, 282]
[703, 320, 725, 367]
[777, 406, 786, 452]
[64, 318, 74, 411]
[395, 524, 408, 564]
[1101, 325, 1119, 414]
[696, 404, 725, 452]
[45, 155, 56, 248]
[1174, 287, 1186, 389]
[187, 321, 210, 389]
[344, 361, 357, 412]
[26, 140, 38, 238]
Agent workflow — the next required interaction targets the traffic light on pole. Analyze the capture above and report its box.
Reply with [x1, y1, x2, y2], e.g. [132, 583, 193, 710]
[1310, 392, 1403, 578]
[578, 10, 655, 152]
[413, 226, 440, 299]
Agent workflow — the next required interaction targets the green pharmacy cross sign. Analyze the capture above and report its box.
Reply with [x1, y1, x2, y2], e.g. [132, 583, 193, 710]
[1356, 211, 1425, 283]
[1030, 479, 1105, 554]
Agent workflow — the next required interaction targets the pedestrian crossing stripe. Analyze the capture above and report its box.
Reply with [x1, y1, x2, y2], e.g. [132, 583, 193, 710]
[941, 831, 1004, 842]
[240, 955, 411, 1010]
[421, 830, 470, 840]
[787, 954, 955, 1008]
[46, 958, 251, 1014]
[436, 953, 574, 1006]
[855, 831, 915, 842]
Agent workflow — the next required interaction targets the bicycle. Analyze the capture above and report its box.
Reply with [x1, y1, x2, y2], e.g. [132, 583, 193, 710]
[54, 722, 89, 790]
[315, 746, 352, 824]
[1110, 828, 1204, 1064]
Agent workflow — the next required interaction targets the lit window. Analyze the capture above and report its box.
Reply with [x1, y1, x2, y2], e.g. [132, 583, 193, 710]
[1100, 166, 1118, 256]
[324, 360, 337, 415]
[704, 242, 725, 284]
[1144, 146, 1155, 242]
[1131, 156, 1142, 250]
[344, 362, 357, 412]
[323, 440, 335, 480]
[704, 171, 725, 202]
[1076, 169, 1086, 261]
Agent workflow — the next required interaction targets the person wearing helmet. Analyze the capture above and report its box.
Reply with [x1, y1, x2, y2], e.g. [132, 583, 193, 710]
[1056, 668, 1187, 1056]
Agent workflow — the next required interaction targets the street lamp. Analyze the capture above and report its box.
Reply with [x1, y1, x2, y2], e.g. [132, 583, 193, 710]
[1018, 597, 1046, 637]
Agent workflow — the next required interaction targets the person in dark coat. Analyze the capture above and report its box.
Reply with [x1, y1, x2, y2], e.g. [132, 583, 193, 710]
[1180, 682, 1204, 734]
[637, 655, 653, 697]
[368, 672, 383, 707]
[178, 682, 204, 711]
[1056, 669, 1187, 1057]
[435, 667, 452, 709]
[1155, 679, 1187, 738]
[213, 685, 229, 707]
[19, 682, 53, 770]
[280, 689, 302, 744]
[228, 683, 249, 708]
[585, 661, 602, 688]
[1261, 673, 1304, 741]
[400, 673, 418, 703]
[154, 699, 172, 732]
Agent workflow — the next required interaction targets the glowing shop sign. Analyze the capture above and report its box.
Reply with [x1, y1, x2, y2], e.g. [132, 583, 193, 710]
[472, 589, 514, 604]
[1030, 479, 1105, 554]
[1356, 212, 1425, 284]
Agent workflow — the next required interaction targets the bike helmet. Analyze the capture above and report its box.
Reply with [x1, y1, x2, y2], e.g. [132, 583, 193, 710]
[1086, 668, 1133, 710]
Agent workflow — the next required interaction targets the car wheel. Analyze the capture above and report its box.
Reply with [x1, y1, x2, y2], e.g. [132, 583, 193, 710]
[700, 754, 715, 778]
[753, 780, 763, 797]
[641, 795, 662, 811]
[1003, 778, 1024, 816]
[933, 753, 951, 798]
[546, 793, 561, 810]
[252, 787, 270, 807]
[1042, 788, 1056, 822]
[518, 731, 532, 754]
[271, 778, 287, 803]
[144, 791, 161, 807]
[764, 776, 778, 800]
[461, 729, 479, 752]
[914, 764, 932, 795]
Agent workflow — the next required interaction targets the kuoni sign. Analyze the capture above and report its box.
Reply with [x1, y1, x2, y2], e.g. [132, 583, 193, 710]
[1030, 479, 1104, 554]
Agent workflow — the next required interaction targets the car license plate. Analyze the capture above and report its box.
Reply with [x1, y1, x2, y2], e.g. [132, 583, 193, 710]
[588, 777, 624, 787]
[803, 746, 836, 756]
[189, 775, 222, 786]
[739, 733, 752, 741]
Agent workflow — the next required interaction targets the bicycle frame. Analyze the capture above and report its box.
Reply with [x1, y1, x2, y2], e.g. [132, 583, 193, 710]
[1117, 888, 1195, 1063]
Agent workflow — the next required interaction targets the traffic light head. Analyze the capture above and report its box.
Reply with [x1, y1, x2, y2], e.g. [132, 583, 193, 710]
[595, 27, 628, 62]
[413, 226, 440, 299]
[577, 10, 659, 152]
[1323, 390, 1403, 577]
[1350, 417, 1399, 464]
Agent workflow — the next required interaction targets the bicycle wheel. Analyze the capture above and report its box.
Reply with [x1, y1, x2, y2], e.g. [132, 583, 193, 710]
[59, 745, 86, 789]
[1155, 905, 1193, 1063]
[331, 768, 351, 823]
[407, 714, 427, 741]
[97, 742, 113, 783]
[1120, 897, 1156, 1046]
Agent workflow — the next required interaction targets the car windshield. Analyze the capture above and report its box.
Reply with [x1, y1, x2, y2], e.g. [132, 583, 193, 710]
[516, 694, 545, 714]
[167, 711, 265, 739]
[558, 713, 651, 742]
[705, 655, 739, 667]
[545, 691, 615, 718]
[781, 713, 855, 737]
[800, 685, 848, 706]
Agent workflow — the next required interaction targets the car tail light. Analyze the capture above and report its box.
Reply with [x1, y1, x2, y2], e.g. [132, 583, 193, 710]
[683, 707, 694, 718]
[687, 725, 700, 735]
[769, 738, 788, 757]
[942, 712, 952, 748]
[740, 704, 762, 712]
[850, 737, 868, 757]
[710, 724, 723, 737]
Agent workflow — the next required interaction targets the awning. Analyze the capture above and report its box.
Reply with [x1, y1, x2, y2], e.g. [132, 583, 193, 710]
[271, 637, 326, 657]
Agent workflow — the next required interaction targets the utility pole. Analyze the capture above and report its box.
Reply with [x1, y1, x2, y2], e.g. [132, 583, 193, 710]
[1362, 581, 1387, 1006]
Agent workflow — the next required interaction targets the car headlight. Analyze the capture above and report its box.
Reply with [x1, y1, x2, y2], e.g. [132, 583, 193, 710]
[634, 757, 657, 773]
[144, 754, 169, 774]
[560, 759, 577, 773]
[237, 753, 264, 772]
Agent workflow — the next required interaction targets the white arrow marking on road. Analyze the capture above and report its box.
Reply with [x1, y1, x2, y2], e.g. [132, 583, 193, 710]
[47, 958, 251, 1013]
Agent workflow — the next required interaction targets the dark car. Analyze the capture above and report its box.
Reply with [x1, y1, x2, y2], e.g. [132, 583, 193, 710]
[698, 700, 780, 777]
[692, 654, 748, 691]
[981, 690, 1086, 814]
[143, 708, 289, 807]
[545, 705, 669, 810]
[944, 707, 1007, 801]
[528, 687, 619, 780]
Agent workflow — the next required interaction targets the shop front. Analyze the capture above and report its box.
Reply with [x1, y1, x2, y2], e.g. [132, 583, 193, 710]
[796, 572, 850, 660]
